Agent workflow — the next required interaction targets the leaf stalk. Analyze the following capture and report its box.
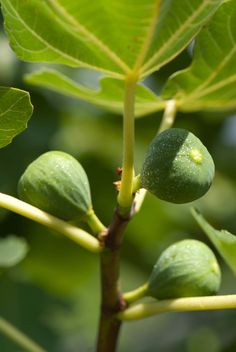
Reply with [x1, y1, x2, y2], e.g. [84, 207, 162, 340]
[158, 99, 177, 134]
[0, 192, 102, 253]
[118, 294, 236, 321]
[118, 73, 138, 215]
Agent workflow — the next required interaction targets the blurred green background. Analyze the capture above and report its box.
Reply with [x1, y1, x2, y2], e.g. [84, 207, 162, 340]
[0, 15, 236, 352]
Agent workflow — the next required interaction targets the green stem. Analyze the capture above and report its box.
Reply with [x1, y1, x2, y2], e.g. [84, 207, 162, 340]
[85, 208, 106, 235]
[132, 174, 141, 194]
[0, 192, 102, 253]
[123, 283, 149, 304]
[158, 99, 177, 134]
[118, 73, 138, 215]
[118, 294, 236, 321]
[0, 316, 46, 352]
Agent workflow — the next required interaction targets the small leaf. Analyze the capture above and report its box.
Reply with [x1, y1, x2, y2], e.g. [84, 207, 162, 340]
[192, 208, 236, 276]
[162, 1, 236, 112]
[0, 235, 29, 268]
[1, 0, 221, 80]
[24, 68, 164, 117]
[0, 87, 33, 148]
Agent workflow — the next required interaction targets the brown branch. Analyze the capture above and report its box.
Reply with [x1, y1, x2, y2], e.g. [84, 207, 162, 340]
[96, 207, 132, 352]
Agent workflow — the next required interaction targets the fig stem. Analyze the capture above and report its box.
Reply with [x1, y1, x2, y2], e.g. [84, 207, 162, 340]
[118, 73, 138, 215]
[0, 192, 102, 253]
[85, 208, 107, 235]
[132, 174, 141, 194]
[123, 283, 149, 304]
[0, 316, 46, 352]
[118, 294, 236, 321]
[158, 99, 177, 134]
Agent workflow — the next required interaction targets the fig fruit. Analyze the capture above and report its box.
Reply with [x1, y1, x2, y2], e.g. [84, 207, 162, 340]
[140, 128, 215, 203]
[18, 151, 92, 221]
[147, 239, 221, 300]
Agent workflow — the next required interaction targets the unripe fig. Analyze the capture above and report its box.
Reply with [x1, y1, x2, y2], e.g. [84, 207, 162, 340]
[140, 128, 215, 203]
[18, 151, 92, 221]
[147, 239, 221, 300]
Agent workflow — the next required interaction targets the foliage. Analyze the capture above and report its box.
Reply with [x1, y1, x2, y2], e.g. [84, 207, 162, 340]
[0, 87, 32, 148]
[192, 208, 236, 276]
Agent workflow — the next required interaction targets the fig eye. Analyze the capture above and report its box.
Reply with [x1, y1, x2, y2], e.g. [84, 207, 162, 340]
[189, 148, 202, 164]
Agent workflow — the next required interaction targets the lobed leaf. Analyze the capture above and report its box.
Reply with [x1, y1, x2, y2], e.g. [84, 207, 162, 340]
[24, 68, 164, 117]
[0, 87, 33, 148]
[192, 208, 236, 276]
[0, 235, 29, 268]
[162, 0, 236, 111]
[1, 0, 221, 80]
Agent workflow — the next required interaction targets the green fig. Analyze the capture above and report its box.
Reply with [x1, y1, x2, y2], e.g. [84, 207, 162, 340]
[148, 239, 221, 300]
[18, 151, 92, 221]
[140, 128, 215, 203]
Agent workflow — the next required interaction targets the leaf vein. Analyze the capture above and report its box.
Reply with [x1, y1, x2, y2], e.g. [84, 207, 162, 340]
[0, 94, 26, 118]
[4, 0, 125, 79]
[141, 0, 215, 74]
[133, 0, 162, 72]
[180, 73, 236, 105]
[47, 0, 130, 73]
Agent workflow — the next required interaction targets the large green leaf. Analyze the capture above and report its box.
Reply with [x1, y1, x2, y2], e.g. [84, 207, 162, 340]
[0, 87, 33, 148]
[192, 208, 236, 276]
[162, 0, 236, 111]
[0, 235, 29, 268]
[1, 0, 221, 80]
[24, 68, 164, 117]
